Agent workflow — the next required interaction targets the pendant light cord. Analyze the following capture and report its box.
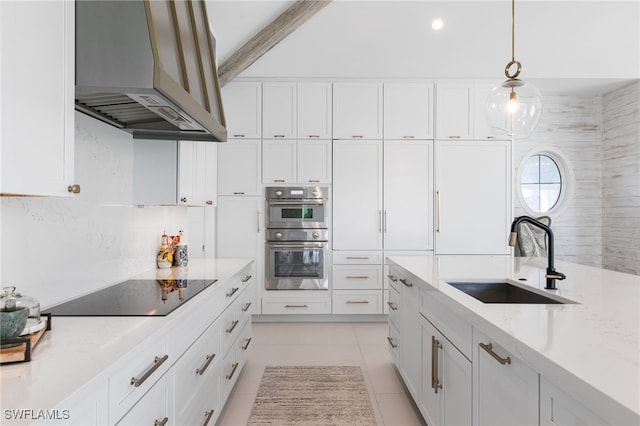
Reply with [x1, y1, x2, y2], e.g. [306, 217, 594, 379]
[511, 0, 515, 61]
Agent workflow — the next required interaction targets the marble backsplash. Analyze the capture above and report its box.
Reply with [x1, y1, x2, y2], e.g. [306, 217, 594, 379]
[0, 113, 203, 308]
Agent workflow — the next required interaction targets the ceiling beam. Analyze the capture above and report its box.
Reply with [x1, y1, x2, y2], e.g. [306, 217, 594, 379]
[218, 0, 332, 86]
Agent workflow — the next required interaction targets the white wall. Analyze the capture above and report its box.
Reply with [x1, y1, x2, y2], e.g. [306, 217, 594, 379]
[0, 113, 206, 308]
[602, 81, 640, 275]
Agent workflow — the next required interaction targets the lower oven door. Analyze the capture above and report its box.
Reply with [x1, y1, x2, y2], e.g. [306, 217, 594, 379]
[266, 242, 328, 290]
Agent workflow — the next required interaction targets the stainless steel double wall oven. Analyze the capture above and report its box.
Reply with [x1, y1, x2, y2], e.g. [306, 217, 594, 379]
[265, 187, 329, 290]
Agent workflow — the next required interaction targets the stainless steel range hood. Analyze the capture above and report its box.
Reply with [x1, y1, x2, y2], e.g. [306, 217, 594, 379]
[75, 0, 227, 142]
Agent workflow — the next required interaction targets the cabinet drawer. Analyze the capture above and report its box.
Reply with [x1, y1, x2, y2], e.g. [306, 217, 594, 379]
[176, 362, 221, 426]
[109, 331, 172, 422]
[333, 251, 383, 265]
[220, 298, 244, 356]
[387, 322, 400, 364]
[174, 321, 221, 415]
[115, 369, 173, 426]
[387, 286, 400, 327]
[387, 266, 402, 292]
[262, 298, 331, 314]
[332, 290, 382, 314]
[236, 320, 253, 367]
[333, 265, 383, 289]
[420, 287, 472, 359]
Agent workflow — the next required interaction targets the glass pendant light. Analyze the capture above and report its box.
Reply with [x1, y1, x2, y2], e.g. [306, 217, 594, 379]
[485, 0, 542, 139]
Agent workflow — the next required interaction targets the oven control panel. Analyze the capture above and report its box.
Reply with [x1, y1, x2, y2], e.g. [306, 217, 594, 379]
[266, 229, 328, 242]
[266, 186, 327, 201]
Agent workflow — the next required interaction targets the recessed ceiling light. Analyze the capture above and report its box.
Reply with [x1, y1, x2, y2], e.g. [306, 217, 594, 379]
[432, 18, 444, 31]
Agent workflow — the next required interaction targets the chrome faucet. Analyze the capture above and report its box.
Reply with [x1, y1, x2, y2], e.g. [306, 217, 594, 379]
[508, 216, 566, 290]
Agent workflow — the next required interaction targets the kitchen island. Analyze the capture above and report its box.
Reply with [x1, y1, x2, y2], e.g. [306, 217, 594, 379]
[0, 258, 255, 425]
[387, 255, 639, 425]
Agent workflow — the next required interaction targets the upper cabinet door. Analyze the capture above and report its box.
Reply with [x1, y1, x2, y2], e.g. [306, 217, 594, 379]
[1, 0, 75, 197]
[298, 83, 332, 139]
[263, 82, 297, 139]
[333, 83, 383, 139]
[217, 139, 261, 196]
[384, 83, 434, 140]
[474, 83, 510, 140]
[222, 82, 262, 139]
[435, 83, 474, 140]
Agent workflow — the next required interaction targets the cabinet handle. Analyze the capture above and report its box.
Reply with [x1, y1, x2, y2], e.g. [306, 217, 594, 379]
[196, 353, 216, 375]
[203, 409, 215, 426]
[387, 301, 398, 311]
[387, 274, 398, 282]
[226, 287, 239, 298]
[154, 417, 168, 426]
[432, 336, 443, 393]
[486, 136, 495, 139]
[274, 134, 285, 138]
[383, 210, 387, 233]
[242, 337, 252, 350]
[346, 300, 369, 304]
[233, 134, 245, 138]
[352, 135, 363, 139]
[347, 256, 370, 260]
[285, 304, 308, 308]
[449, 135, 461, 139]
[479, 342, 512, 365]
[379, 210, 382, 233]
[180, 197, 188, 203]
[226, 320, 239, 334]
[67, 184, 81, 194]
[242, 302, 252, 312]
[233, 192, 245, 195]
[257, 210, 260, 234]
[346, 275, 370, 279]
[242, 275, 252, 283]
[399, 278, 413, 288]
[274, 179, 285, 183]
[387, 336, 397, 349]
[308, 179, 320, 183]
[402, 135, 415, 139]
[226, 362, 240, 380]
[130, 355, 168, 387]
[436, 190, 441, 233]
[206, 200, 213, 205]
[308, 135, 320, 138]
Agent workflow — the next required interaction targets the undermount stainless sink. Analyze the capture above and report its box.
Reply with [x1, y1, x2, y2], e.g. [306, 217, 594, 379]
[446, 281, 568, 304]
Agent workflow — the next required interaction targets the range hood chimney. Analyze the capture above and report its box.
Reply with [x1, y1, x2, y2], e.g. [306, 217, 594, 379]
[75, 0, 227, 142]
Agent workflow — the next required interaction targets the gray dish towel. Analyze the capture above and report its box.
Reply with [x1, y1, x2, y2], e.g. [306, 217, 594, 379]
[515, 216, 552, 257]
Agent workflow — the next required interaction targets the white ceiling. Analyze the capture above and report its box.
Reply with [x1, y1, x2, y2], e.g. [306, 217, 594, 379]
[206, 1, 640, 95]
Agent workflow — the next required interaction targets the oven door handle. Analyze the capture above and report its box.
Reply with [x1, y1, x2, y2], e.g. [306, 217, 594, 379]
[268, 243, 326, 249]
[267, 201, 325, 207]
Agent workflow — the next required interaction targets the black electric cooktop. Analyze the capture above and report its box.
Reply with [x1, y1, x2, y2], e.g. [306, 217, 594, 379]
[45, 278, 217, 317]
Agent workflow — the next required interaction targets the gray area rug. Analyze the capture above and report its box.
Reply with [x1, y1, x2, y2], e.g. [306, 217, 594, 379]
[247, 365, 378, 426]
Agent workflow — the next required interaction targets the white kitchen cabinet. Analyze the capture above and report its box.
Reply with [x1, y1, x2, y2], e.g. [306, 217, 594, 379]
[332, 264, 383, 290]
[217, 139, 261, 196]
[395, 267, 422, 401]
[216, 196, 262, 258]
[384, 83, 434, 140]
[0, 0, 75, 197]
[474, 328, 539, 426]
[539, 376, 609, 426]
[222, 81, 262, 139]
[263, 140, 297, 184]
[332, 251, 383, 314]
[332, 290, 382, 314]
[298, 82, 332, 139]
[263, 82, 297, 139]
[42, 381, 109, 426]
[116, 371, 173, 426]
[474, 82, 510, 140]
[435, 83, 474, 140]
[333, 140, 432, 251]
[178, 141, 216, 206]
[333, 140, 383, 250]
[298, 140, 332, 183]
[435, 140, 511, 254]
[420, 316, 472, 426]
[333, 83, 383, 139]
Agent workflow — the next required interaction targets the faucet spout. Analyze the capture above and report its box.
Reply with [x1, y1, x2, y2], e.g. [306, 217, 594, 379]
[509, 216, 566, 290]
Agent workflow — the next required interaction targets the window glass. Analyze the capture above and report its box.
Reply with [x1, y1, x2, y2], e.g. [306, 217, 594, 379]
[520, 154, 562, 212]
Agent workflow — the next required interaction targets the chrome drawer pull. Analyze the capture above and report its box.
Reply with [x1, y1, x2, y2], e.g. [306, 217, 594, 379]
[242, 302, 252, 312]
[346, 256, 370, 260]
[387, 336, 397, 349]
[352, 135, 363, 139]
[242, 275, 252, 283]
[232, 134, 245, 138]
[242, 337, 252, 350]
[274, 134, 285, 138]
[346, 300, 369, 304]
[203, 409, 215, 426]
[432, 336, 443, 393]
[346, 275, 370, 279]
[226, 320, 239, 334]
[226, 287, 239, 298]
[402, 135, 415, 139]
[274, 179, 285, 183]
[285, 304, 308, 308]
[479, 342, 511, 365]
[387, 301, 398, 311]
[196, 353, 216, 375]
[308, 135, 320, 138]
[399, 278, 413, 287]
[233, 192, 245, 195]
[130, 354, 168, 387]
[387, 274, 398, 282]
[154, 417, 168, 426]
[226, 362, 240, 380]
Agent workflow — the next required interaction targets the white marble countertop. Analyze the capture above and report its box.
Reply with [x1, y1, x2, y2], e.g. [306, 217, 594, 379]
[0, 258, 253, 421]
[387, 255, 640, 423]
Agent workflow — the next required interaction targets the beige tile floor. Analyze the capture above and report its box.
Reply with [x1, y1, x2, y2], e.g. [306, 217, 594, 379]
[217, 321, 426, 426]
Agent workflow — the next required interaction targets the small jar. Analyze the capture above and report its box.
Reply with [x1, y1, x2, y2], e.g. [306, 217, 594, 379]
[1, 286, 41, 322]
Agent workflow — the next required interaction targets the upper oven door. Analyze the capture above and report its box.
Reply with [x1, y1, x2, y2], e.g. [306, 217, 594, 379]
[267, 201, 326, 229]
